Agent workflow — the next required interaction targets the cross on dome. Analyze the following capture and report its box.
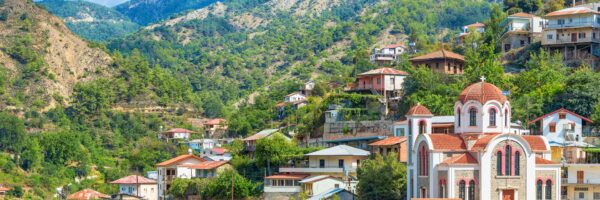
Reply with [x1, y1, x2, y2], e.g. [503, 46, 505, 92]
[480, 76, 486, 82]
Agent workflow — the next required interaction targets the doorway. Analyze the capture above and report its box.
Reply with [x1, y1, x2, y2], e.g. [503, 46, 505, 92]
[572, 33, 578, 42]
[502, 190, 514, 200]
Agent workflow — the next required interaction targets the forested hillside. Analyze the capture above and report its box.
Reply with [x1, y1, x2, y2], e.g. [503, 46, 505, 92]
[37, 0, 140, 41]
[115, 0, 220, 25]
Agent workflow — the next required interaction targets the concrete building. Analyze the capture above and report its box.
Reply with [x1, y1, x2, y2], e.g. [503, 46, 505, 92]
[370, 44, 407, 65]
[368, 136, 407, 162]
[110, 175, 157, 200]
[161, 128, 195, 141]
[501, 12, 545, 53]
[353, 67, 408, 98]
[409, 50, 465, 75]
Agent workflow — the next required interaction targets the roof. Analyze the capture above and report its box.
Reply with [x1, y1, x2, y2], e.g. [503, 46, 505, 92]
[305, 145, 370, 156]
[459, 81, 507, 104]
[369, 136, 406, 146]
[202, 155, 232, 161]
[465, 22, 485, 28]
[441, 153, 478, 165]
[358, 67, 409, 76]
[432, 116, 455, 124]
[110, 175, 156, 184]
[410, 49, 465, 62]
[285, 91, 305, 97]
[470, 133, 501, 151]
[265, 173, 310, 180]
[0, 186, 11, 192]
[182, 161, 229, 169]
[509, 12, 536, 18]
[407, 103, 433, 116]
[210, 147, 228, 155]
[243, 129, 280, 141]
[164, 128, 193, 133]
[67, 189, 110, 200]
[394, 120, 408, 125]
[522, 136, 549, 151]
[546, 7, 599, 17]
[383, 43, 406, 49]
[428, 134, 467, 151]
[535, 157, 559, 165]
[205, 118, 226, 125]
[307, 188, 355, 200]
[528, 108, 593, 124]
[156, 154, 205, 167]
[299, 175, 338, 183]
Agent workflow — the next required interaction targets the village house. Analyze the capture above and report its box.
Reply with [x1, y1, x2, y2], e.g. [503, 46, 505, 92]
[0, 185, 10, 199]
[186, 139, 217, 153]
[457, 22, 485, 43]
[300, 80, 316, 96]
[500, 12, 545, 53]
[561, 155, 600, 200]
[542, 6, 600, 68]
[243, 129, 290, 152]
[277, 92, 308, 119]
[368, 136, 408, 162]
[370, 44, 407, 65]
[161, 128, 195, 141]
[201, 147, 232, 161]
[409, 50, 465, 75]
[263, 174, 350, 200]
[306, 188, 357, 200]
[406, 79, 562, 200]
[203, 118, 227, 137]
[156, 154, 204, 199]
[352, 67, 408, 98]
[67, 189, 110, 200]
[110, 175, 157, 200]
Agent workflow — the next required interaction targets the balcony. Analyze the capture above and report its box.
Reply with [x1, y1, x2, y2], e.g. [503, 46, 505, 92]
[279, 164, 357, 174]
[546, 20, 600, 29]
[562, 178, 600, 185]
[263, 186, 302, 193]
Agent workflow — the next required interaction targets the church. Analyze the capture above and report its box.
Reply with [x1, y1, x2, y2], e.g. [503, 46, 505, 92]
[406, 80, 561, 200]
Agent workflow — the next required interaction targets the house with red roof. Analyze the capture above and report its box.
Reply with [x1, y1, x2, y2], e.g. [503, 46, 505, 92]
[111, 175, 157, 200]
[406, 79, 561, 200]
[368, 136, 408, 162]
[370, 43, 407, 65]
[457, 22, 485, 43]
[156, 154, 205, 199]
[409, 49, 465, 75]
[352, 67, 408, 97]
[500, 12, 546, 53]
[203, 118, 227, 137]
[161, 128, 195, 141]
[67, 189, 110, 200]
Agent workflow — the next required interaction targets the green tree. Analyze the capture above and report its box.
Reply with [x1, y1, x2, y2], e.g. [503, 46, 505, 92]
[0, 112, 26, 153]
[357, 153, 406, 200]
[205, 169, 257, 199]
[20, 138, 43, 172]
[7, 186, 23, 198]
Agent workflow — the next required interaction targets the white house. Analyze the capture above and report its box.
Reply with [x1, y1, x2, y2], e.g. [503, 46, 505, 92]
[161, 128, 195, 140]
[370, 44, 407, 65]
[529, 108, 593, 147]
[187, 139, 217, 152]
[156, 154, 204, 199]
[110, 175, 158, 200]
[501, 12, 546, 52]
[285, 92, 307, 103]
[263, 174, 350, 200]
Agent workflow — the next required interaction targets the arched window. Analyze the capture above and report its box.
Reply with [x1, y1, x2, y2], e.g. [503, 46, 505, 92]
[515, 151, 521, 176]
[489, 108, 497, 127]
[536, 180, 543, 200]
[468, 180, 475, 200]
[457, 108, 461, 127]
[439, 180, 446, 198]
[496, 151, 503, 175]
[419, 145, 429, 176]
[505, 145, 512, 176]
[469, 108, 477, 126]
[419, 120, 426, 134]
[459, 180, 466, 200]
[418, 146, 423, 176]
[546, 180, 552, 200]
[505, 109, 508, 127]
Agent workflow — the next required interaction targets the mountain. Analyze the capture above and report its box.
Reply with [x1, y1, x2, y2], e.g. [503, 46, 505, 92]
[0, 0, 112, 111]
[36, 0, 140, 41]
[115, 0, 219, 25]
[83, 0, 129, 7]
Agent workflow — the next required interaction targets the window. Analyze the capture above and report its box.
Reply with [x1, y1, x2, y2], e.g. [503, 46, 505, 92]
[593, 192, 600, 200]
[546, 180, 552, 200]
[457, 109, 461, 126]
[419, 145, 429, 176]
[334, 184, 340, 189]
[468, 180, 475, 200]
[505, 145, 512, 176]
[537, 180, 543, 200]
[357, 159, 360, 166]
[459, 180, 466, 200]
[436, 63, 440, 69]
[469, 108, 477, 126]
[505, 109, 508, 127]
[319, 159, 325, 168]
[338, 159, 344, 168]
[420, 187, 427, 198]
[515, 151, 521, 176]
[439, 180, 446, 198]
[580, 192, 586, 199]
[419, 120, 426, 134]
[377, 78, 381, 84]
[559, 113, 566, 119]
[489, 108, 497, 127]
[579, 32, 586, 39]
[550, 124, 556, 132]
[547, 34, 553, 40]
[497, 151, 503, 175]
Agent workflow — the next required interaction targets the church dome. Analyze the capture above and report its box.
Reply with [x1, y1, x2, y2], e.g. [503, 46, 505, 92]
[407, 103, 433, 116]
[459, 81, 507, 104]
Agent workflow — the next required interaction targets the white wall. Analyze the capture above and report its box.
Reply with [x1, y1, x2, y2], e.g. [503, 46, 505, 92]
[454, 100, 511, 134]
[383, 75, 406, 91]
[542, 113, 583, 144]
[307, 155, 366, 169]
[312, 178, 346, 196]
[566, 165, 600, 184]
[173, 132, 190, 139]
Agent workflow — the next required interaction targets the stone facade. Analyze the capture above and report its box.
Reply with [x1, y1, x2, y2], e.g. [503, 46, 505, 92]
[489, 140, 528, 200]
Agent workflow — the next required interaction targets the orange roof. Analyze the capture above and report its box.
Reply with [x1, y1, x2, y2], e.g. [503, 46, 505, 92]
[528, 108, 593, 125]
[410, 49, 465, 62]
[441, 153, 478, 165]
[369, 136, 406, 146]
[67, 189, 110, 200]
[428, 134, 467, 151]
[407, 103, 433, 116]
[546, 7, 599, 17]
[465, 22, 485, 28]
[156, 154, 205, 167]
[471, 133, 501, 151]
[182, 161, 229, 170]
[522, 136, 548, 151]
[111, 175, 156, 184]
[358, 67, 409, 76]
[210, 147, 228, 155]
[383, 43, 406, 49]
[205, 118, 226, 125]
[459, 81, 507, 104]
[510, 12, 536, 18]
[536, 157, 559, 165]
[265, 173, 310, 180]
[0, 186, 11, 192]
[164, 128, 194, 133]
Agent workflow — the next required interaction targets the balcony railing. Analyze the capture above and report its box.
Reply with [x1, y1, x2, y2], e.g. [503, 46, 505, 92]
[546, 20, 600, 29]
[279, 165, 358, 173]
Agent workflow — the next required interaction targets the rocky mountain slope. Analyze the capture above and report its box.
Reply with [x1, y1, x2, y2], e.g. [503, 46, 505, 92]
[0, 0, 112, 111]
[36, 0, 140, 41]
[115, 0, 219, 25]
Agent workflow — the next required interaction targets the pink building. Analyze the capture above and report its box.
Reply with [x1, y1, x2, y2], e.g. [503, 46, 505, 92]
[354, 67, 408, 97]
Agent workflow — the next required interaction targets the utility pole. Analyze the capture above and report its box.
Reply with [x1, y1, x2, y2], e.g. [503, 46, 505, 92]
[231, 174, 235, 200]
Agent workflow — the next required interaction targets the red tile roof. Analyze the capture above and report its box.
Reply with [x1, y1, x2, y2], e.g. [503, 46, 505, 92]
[383, 43, 406, 49]
[369, 136, 406, 146]
[465, 22, 485, 28]
[546, 7, 598, 17]
[407, 103, 433, 116]
[67, 189, 110, 200]
[459, 82, 507, 104]
[358, 67, 409, 76]
[205, 118, 226, 125]
[522, 136, 548, 151]
[157, 154, 205, 167]
[410, 49, 465, 62]
[509, 12, 536, 18]
[528, 108, 593, 124]
[164, 128, 194, 133]
[265, 173, 310, 180]
[428, 134, 467, 151]
[183, 161, 229, 170]
[0, 186, 11, 192]
[441, 153, 478, 165]
[536, 157, 559, 165]
[111, 175, 156, 184]
[470, 133, 501, 151]
[211, 147, 228, 155]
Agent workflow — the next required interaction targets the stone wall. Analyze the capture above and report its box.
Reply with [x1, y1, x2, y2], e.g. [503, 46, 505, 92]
[536, 169, 558, 200]
[489, 140, 528, 200]
[453, 169, 479, 200]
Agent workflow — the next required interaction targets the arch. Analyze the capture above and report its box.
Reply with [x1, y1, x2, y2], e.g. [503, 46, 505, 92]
[505, 145, 512, 176]
[496, 151, 503, 175]
[483, 134, 535, 158]
[469, 107, 478, 126]
[536, 179, 543, 200]
[468, 180, 476, 200]
[489, 107, 497, 127]
[545, 179, 552, 199]
[457, 108, 462, 127]
[514, 150, 521, 176]
[418, 143, 429, 176]
[458, 180, 466, 200]
[418, 119, 427, 135]
[504, 108, 509, 127]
